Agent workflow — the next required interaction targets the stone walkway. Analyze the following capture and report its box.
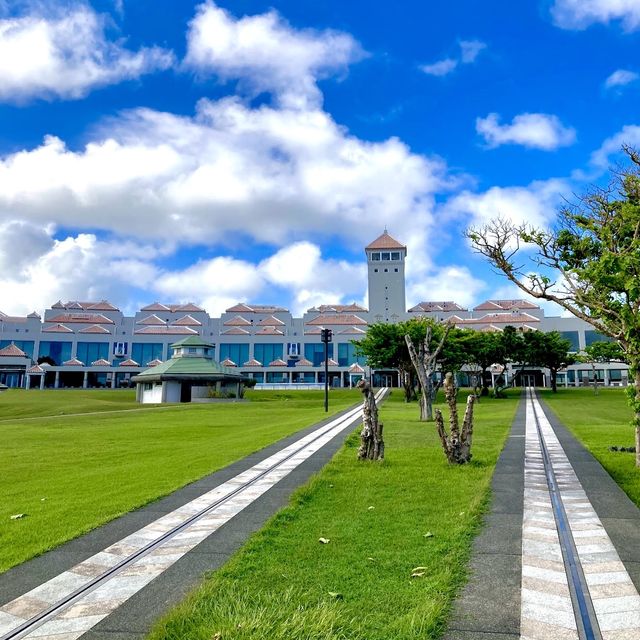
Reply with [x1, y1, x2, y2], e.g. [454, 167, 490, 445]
[0, 393, 386, 640]
[444, 390, 640, 640]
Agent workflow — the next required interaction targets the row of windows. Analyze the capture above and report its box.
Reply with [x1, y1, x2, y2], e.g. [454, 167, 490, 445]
[370, 251, 402, 261]
[559, 330, 613, 352]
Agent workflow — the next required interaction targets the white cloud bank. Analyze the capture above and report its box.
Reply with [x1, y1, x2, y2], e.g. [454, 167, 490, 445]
[476, 113, 576, 150]
[420, 39, 486, 77]
[0, 5, 173, 102]
[551, 0, 640, 30]
[184, 1, 364, 109]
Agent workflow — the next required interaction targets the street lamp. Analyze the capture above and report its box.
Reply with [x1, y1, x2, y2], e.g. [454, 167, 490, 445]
[320, 327, 332, 412]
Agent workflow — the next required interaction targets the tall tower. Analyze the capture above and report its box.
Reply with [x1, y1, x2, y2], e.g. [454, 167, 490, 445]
[365, 230, 407, 323]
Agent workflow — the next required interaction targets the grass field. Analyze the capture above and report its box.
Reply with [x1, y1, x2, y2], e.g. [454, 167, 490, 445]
[541, 387, 640, 507]
[0, 389, 359, 573]
[149, 390, 519, 640]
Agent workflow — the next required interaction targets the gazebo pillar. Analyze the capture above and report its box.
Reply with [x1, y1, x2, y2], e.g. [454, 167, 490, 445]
[83, 371, 88, 389]
[54, 371, 60, 389]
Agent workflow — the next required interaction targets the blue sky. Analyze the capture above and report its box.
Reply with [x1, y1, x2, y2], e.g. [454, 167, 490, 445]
[1, 0, 639, 317]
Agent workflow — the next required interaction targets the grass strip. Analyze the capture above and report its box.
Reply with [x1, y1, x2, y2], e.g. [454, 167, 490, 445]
[541, 387, 640, 507]
[0, 389, 358, 573]
[149, 390, 519, 640]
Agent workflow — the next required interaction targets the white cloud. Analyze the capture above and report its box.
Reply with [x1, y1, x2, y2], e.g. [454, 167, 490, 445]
[589, 124, 640, 167]
[0, 5, 173, 102]
[421, 39, 486, 77]
[446, 178, 570, 230]
[407, 265, 487, 310]
[476, 112, 576, 150]
[605, 69, 639, 88]
[0, 98, 447, 256]
[551, 0, 640, 30]
[184, 1, 364, 109]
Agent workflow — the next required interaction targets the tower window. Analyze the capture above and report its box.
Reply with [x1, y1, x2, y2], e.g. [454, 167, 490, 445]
[384, 268, 388, 272]
[381, 252, 390, 260]
[394, 268, 398, 272]
[371, 252, 381, 261]
[391, 252, 400, 260]
[374, 268, 378, 272]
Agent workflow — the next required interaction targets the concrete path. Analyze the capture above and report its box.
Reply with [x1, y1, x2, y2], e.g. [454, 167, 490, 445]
[444, 390, 640, 640]
[0, 393, 385, 640]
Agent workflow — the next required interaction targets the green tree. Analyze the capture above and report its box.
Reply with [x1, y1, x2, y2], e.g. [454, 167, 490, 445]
[467, 147, 640, 465]
[580, 340, 626, 394]
[525, 331, 575, 393]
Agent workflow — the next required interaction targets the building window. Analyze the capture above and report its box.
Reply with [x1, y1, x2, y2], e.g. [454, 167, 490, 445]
[132, 343, 163, 365]
[219, 343, 249, 364]
[384, 268, 388, 272]
[76, 342, 109, 364]
[254, 343, 284, 363]
[304, 343, 333, 366]
[374, 268, 378, 272]
[381, 252, 390, 260]
[394, 268, 398, 272]
[391, 252, 400, 260]
[371, 252, 380, 261]
[585, 330, 613, 347]
[338, 343, 367, 367]
[38, 341, 72, 365]
[559, 331, 580, 352]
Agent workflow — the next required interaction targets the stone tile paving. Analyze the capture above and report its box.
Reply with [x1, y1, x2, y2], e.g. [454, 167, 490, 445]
[0, 394, 382, 640]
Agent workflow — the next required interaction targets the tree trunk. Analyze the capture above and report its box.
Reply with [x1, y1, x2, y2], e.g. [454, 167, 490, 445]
[434, 372, 475, 464]
[550, 368, 557, 393]
[420, 387, 432, 421]
[356, 379, 384, 461]
[635, 368, 640, 468]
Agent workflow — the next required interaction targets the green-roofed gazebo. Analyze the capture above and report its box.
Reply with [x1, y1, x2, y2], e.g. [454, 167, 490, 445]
[132, 336, 249, 403]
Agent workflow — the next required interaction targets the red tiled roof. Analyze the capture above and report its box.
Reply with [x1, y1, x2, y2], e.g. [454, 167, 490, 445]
[147, 359, 163, 367]
[78, 324, 112, 334]
[309, 304, 368, 313]
[306, 313, 368, 326]
[53, 300, 119, 311]
[91, 358, 111, 366]
[140, 302, 205, 313]
[338, 326, 367, 335]
[408, 301, 467, 313]
[48, 313, 115, 324]
[223, 315, 252, 326]
[225, 303, 289, 313]
[458, 312, 540, 325]
[42, 323, 73, 333]
[134, 326, 198, 335]
[119, 358, 140, 367]
[174, 314, 202, 326]
[365, 230, 406, 251]
[268, 358, 287, 367]
[222, 327, 250, 335]
[243, 358, 262, 367]
[257, 315, 285, 326]
[296, 358, 313, 367]
[27, 364, 45, 373]
[255, 326, 284, 335]
[63, 358, 84, 366]
[0, 343, 27, 357]
[473, 299, 539, 311]
[322, 358, 339, 367]
[138, 314, 166, 326]
[221, 358, 237, 367]
[304, 327, 322, 335]
[27, 311, 41, 318]
[348, 363, 365, 373]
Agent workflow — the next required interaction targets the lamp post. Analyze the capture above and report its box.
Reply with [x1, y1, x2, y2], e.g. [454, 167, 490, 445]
[320, 327, 332, 412]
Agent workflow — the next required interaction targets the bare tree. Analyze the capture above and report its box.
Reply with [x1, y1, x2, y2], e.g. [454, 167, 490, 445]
[356, 379, 384, 460]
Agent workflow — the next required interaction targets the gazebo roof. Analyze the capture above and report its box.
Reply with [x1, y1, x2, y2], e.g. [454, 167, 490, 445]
[169, 335, 215, 349]
[133, 352, 246, 383]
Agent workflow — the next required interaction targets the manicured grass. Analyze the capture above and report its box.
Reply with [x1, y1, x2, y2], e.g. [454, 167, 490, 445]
[0, 389, 359, 573]
[149, 390, 519, 640]
[541, 387, 640, 507]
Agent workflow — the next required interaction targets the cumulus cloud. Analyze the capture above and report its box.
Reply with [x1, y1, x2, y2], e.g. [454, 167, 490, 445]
[406, 265, 486, 310]
[420, 39, 486, 77]
[0, 5, 173, 102]
[605, 69, 639, 89]
[476, 112, 576, 150]
[551, 0, 640, 30]
[184, 1, 364, 108]
[446, 178, 570, 230]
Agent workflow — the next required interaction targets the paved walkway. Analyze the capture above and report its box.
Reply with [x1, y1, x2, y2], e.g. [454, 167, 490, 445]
[0, 394, 385, 640]
[444, 390, 640, 640]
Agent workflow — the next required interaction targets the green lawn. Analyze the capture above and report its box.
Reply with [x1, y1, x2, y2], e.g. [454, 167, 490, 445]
[149, 390, 519, 640]
[541, 387, 640, 507]
[0, 389, 359, 573]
